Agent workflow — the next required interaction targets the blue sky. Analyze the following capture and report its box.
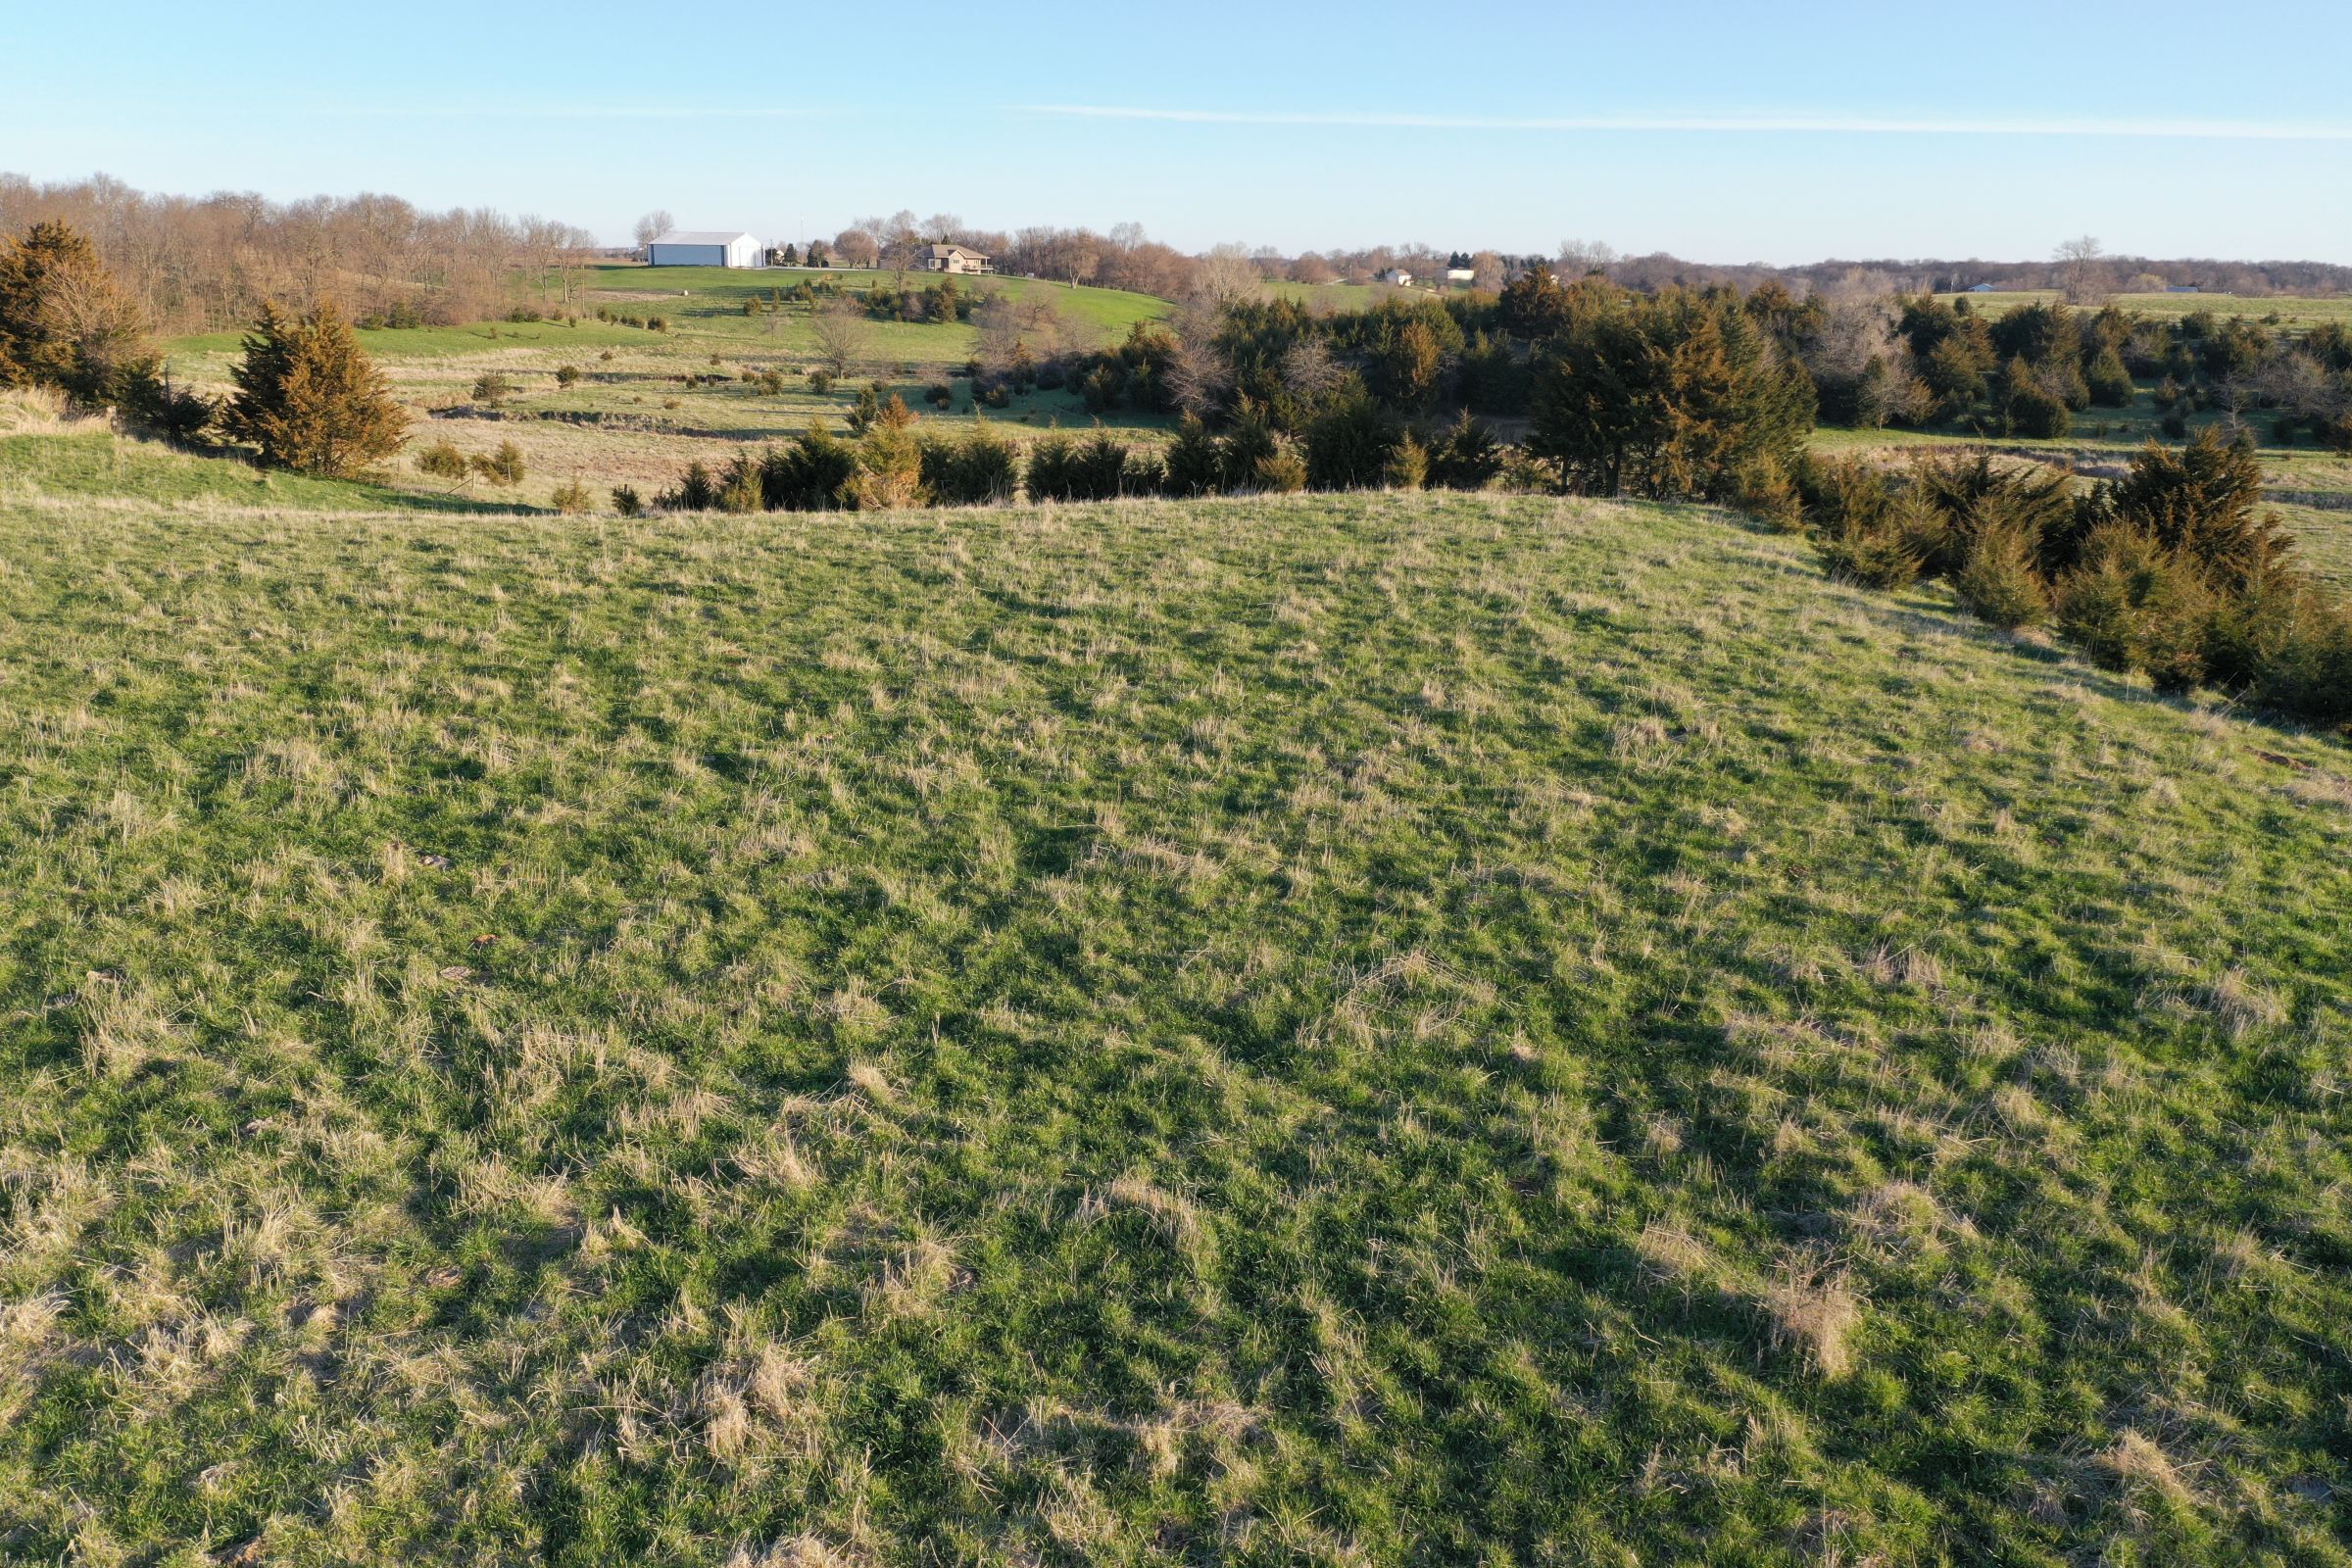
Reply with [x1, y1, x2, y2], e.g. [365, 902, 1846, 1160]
[7, 0, 2349, 263]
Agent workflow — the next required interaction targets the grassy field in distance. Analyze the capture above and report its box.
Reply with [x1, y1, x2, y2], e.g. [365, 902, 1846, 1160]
[0, 480, 2346, 1566]
[1936, 289, 2352, 328]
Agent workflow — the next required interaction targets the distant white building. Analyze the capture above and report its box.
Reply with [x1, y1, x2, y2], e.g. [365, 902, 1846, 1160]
[1967, 282, 1998, 293]
[647, 230, 762, 269]
[1375, 268, 1413, 286]
[924, 244, 992, 275]
[1445, 267, 1476, 284]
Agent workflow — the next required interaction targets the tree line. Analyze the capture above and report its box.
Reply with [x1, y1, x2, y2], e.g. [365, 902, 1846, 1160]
[0, 172, 592, 333]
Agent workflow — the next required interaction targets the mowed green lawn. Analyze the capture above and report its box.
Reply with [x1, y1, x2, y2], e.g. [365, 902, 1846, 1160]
[1, 484, 2346, 1567]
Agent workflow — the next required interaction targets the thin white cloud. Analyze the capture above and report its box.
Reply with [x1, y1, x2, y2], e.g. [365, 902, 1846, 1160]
[322, 104, 821, 121]
[1023, 104, 2352, 141]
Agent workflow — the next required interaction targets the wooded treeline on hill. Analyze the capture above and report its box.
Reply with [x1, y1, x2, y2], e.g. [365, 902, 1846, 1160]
[0, 173, 594, 333]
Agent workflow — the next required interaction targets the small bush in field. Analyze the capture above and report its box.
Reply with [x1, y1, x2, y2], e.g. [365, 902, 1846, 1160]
[1253, 447, 1307, 494]
[471, 440, 526, 487]
[808, 369, 834, 395]
[658, 462, 718, 512]
[416, 440, 469, 480]
[1814, 525, 1923, 592]
[1733, 454, 1801, 531]
[551, 479, 593, 514]
[1954, 526, 2050, 629]
[1382, 432, 1428, 491]
[924, 381, 953, 410]
[470, 372, 515, 406]
[556, 365, 580, 388]
[611, 484, 643, 516]
[983, 383, 1010, 410]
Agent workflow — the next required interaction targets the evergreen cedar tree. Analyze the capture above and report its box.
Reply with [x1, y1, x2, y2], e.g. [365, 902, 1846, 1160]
[224, 303, 409, 477]
[0, 220, 161, 409]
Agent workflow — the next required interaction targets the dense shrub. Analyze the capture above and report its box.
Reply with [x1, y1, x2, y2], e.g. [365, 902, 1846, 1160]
[416, 440, 469, 479]
[848, 396, 925, 510]
[715, 456, 762, 514]
[658, 461, 718, 512]
[611, 484, 643, 517]
[1024, 431, 1077, 502]
[1953, 526, 2049, 629]
[1813, 503, 1925, 591]
[2054, 526, 2216, 692]
[1162, 415, 1224, 497]
[758, 425, 857, 512]
[1427, 413, 1504, 491]
[1253, 445, 1307, 493]
[471, 440, 525, 487]
[551, 479, 593, 514]
[2085, 348, 2133, 408]
[919, 423, 1019, 506]
[1303, 394, 1401, 491]
[1382, 432, 1428, 490]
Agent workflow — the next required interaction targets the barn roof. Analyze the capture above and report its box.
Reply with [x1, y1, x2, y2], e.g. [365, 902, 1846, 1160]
[652, 230, 758, 246]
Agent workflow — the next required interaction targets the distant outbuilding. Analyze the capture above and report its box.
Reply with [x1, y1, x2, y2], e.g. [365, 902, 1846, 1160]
[648, 230, 762, 269]
[924, 244, 991, 275]
[1967, 283, 1998, 293]
[1376, 268, 1413, 286]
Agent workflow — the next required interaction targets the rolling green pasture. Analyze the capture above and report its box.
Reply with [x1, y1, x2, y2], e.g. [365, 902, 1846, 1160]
[0, 482, 2347, 1566]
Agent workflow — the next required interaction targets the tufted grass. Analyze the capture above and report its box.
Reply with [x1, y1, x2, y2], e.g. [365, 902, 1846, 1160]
[0, 488, 2346, 1566]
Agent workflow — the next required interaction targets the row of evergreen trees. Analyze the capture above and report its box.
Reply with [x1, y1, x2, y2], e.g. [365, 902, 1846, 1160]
[1804, 431, 2350, 723]
[646, 397, 1510, 516]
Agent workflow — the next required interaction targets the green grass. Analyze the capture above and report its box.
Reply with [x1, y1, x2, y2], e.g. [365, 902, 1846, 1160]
[1, 485, 2347, 1566]
[0, 429, 522, 514]
[572, 265, 1171, 339]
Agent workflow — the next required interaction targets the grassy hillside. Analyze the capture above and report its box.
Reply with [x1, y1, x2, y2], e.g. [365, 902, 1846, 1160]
[0, 487, 2345, 1566]
[0, 428, 520, 514]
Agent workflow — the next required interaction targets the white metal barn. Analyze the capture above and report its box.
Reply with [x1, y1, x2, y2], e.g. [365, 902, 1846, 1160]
[647, 230, 762, 269]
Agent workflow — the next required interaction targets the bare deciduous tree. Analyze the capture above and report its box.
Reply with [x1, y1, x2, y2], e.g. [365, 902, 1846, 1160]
[1278, 338, 1346, 406]
[808, 297, 870, 378]
[633, 211, 674, 255]
[2057, 235, 2108, 304]
[1163, 303, 1234, 416]
[1557, 238, 1618, 277]
[832, 226, 879, 270]
[1192, 244, 1263, 307]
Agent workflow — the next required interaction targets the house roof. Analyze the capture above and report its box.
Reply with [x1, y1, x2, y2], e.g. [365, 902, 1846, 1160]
[651, 230, 758, 247]
[928, 243, 988, 259]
